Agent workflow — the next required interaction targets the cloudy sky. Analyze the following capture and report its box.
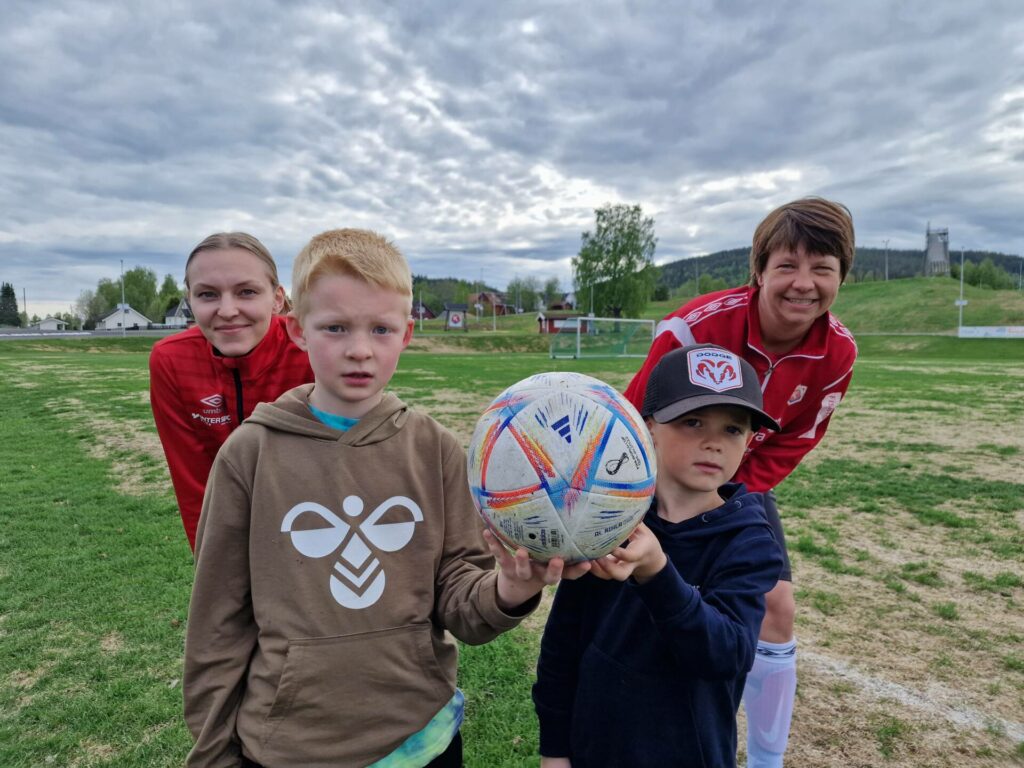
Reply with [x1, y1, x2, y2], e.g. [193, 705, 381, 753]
[2, 0, 1022, 319]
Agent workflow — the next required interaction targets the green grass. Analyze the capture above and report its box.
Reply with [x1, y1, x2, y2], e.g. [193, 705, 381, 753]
[1, 328, 1022, 766]
[872, 714, 912, 758]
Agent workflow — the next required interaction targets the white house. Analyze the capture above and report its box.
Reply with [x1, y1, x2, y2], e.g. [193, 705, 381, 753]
[96, 303, 151, 331]
[164, 298, 193, 328]
[34, 316, 68, 331]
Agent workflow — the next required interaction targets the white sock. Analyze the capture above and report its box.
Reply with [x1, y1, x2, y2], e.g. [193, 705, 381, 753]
[743, 638, 797, 768]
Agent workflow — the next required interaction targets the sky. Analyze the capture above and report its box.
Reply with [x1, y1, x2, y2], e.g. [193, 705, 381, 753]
[2, 1, 1023, 320]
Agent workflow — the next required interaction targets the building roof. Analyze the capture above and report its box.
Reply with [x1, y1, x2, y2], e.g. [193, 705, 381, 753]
[99, 303, 152, 323]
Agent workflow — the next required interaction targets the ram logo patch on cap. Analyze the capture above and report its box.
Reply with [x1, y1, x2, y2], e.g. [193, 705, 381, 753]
[687, 348, 743, 392]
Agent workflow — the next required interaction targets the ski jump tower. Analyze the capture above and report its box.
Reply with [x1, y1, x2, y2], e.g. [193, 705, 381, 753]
[924, 223, 950, 276]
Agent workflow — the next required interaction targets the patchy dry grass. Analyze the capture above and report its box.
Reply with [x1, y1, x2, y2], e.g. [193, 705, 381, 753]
[1, 338, 1022, 766]
[767, 353, 1024, 766]
[42, 395, 170, 497]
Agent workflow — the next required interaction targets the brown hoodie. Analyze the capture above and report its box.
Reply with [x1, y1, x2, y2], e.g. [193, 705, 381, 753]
[184, 385, 533, 767]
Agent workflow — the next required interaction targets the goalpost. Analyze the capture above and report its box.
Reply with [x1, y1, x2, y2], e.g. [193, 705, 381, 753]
[549, 316, 656, 359]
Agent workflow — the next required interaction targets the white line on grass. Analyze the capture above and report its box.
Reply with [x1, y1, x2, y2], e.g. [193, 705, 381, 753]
[802, 649, 1024, 743]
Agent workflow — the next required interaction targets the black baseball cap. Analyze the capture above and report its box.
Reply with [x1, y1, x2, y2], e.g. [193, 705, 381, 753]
[641, 344, 781, 431]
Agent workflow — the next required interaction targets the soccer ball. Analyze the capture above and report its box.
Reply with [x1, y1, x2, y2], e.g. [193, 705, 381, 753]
[467, 372, 656, 562]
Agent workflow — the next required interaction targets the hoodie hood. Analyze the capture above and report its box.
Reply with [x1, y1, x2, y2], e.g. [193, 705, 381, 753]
[645, 483, 769, 543]
[246, 384, 408, 446]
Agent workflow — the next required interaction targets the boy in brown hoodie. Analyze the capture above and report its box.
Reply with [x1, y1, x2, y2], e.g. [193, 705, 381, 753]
[183, 228, 586, 768]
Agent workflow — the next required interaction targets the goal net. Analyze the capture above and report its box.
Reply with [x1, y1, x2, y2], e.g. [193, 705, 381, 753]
[549, 316, 656, 359]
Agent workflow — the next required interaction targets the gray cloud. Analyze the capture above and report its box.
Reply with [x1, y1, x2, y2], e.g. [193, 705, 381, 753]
[1, 0, 1022, 317]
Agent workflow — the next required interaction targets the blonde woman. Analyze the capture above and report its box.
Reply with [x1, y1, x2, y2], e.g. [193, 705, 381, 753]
[150, 233, 313, 549]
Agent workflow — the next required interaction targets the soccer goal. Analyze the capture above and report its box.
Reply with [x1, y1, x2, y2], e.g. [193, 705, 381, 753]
[549, 316, 656, 359]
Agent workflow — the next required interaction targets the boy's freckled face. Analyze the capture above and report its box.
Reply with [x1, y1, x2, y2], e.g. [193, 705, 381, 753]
[288, 273, 413, 419]
[649, 405, 752, 496]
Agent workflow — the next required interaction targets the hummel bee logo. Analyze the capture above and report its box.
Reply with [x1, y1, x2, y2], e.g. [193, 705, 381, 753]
[282, 495, 423, 609]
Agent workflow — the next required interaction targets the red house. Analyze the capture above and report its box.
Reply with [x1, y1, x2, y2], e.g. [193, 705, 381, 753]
[537, 312, 590, 334]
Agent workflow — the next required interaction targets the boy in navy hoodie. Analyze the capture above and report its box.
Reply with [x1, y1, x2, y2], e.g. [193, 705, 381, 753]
[533, 343, 785, 768]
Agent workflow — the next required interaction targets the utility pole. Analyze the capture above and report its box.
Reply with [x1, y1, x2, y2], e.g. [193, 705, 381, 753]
[418, 288, 423, 332]
[883, 239, 890, 281]
[120, 259, 126, 337]
[956, 247, 967, 334]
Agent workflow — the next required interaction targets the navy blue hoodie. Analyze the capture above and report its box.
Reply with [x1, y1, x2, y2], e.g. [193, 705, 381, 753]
[533, 484, 783, 768]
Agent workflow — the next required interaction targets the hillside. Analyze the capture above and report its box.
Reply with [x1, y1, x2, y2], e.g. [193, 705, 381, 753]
[829, 276, 1024, 334]
[656, 247, 1022, 287]
[643, 277, 1024, 334]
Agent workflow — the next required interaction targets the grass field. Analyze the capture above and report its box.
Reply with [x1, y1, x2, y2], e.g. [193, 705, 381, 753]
[1, 333, 1022, 767]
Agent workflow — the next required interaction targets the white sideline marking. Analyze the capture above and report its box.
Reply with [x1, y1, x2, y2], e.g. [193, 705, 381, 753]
[802, 649, 1024, 742]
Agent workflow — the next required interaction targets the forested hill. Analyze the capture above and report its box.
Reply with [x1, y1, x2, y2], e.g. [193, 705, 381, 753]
[656, 247, 1022, 287]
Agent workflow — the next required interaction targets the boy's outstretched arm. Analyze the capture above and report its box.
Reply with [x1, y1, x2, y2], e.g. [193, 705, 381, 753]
[484, 530, 591, 611]
[593, 523, 783, 679]
[434, 437, 590, 642]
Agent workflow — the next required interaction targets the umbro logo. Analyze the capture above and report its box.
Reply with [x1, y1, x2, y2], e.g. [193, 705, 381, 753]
[200, 394, 224, 408]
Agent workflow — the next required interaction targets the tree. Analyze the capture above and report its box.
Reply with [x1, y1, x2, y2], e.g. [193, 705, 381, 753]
[58, 311, 80, 330]
[0, 282, 21, 326]
[542, 277, 562, 309]
[93, 267, 160, 321]
[572, 204, 657, 318]
[506, 275, 541, 312]
[151, 273, 183, 322]
[124, 267, 158, 319]
[95, 278, 121, 316]
[75, 289, 107, 330]
[672, 273, 728, 299]
[952, 258, 1015, 290]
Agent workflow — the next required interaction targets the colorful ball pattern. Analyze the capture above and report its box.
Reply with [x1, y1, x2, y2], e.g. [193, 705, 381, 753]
[467, 372, 656, 562]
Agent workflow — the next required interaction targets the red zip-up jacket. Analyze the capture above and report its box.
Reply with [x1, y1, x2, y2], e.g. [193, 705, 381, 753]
[624, 286, 856, 493]
[149, 315, 313, 549]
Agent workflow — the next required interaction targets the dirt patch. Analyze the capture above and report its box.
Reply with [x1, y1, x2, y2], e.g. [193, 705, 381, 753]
[43, 396, 169, 497]
[526, 571, 1023, 766]
[12, 361, 82, 376]
[860, 361, 1024, 378]
[804, 391, 1024, 484]
[406, 337, 477, 354]
[395, 388, 494, 444]
[751, 655, 1020, 768]
[782, 477, 1024, 767]
[100, 632, 124, 653]
[6, 660, 56, 690]
[70, 740, 117, 767]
